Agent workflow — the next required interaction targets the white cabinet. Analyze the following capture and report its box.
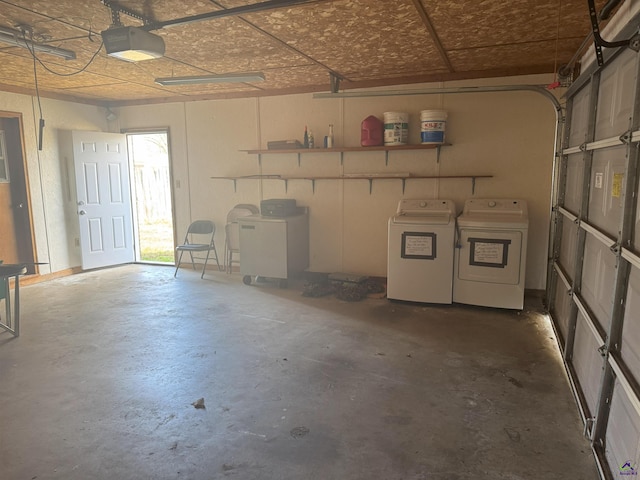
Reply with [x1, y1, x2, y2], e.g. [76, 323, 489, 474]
[238, 212, 309, 286]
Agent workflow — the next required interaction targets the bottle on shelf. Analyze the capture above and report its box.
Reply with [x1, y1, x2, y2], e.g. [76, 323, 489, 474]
[303, 125, 309, 148]
[308, 130, 314, 149]
[327, 124, 334, 148]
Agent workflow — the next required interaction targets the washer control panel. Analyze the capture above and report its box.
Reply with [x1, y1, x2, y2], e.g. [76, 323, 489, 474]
[397, 199, 455, 216]
[463, 199, 526, 216]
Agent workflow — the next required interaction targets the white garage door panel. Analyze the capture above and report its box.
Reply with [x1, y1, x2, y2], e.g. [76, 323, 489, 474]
[559, 219, 579, 280]
[595, 48, 638, 141]
[588, 146, 627, 237]
[568, 84, 591, 148]
[553, 16, 640, 472]
[552, 277, 572, 342]
[581, 235, 616, 333]
[621, 266, 640, 385]
[573, 310, 605, 415]
[565, 153, 585, 213]
[605, 380, 640, 478]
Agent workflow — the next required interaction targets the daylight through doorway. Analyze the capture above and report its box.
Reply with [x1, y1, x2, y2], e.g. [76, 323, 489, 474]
[127, 132, 174, 264]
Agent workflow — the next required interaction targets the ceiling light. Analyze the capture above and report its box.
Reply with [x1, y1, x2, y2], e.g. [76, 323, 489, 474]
[101, 26, 165, 62]
[0, 27, 76, 60]
[155, 72, 266, 86]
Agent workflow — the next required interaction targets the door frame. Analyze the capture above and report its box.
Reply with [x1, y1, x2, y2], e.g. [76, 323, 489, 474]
[0, 111, 37, 273]
[121, 127, 177, 262]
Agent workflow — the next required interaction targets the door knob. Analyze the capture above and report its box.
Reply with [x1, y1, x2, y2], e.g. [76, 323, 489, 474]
[79, 210, 86, 215]
[78, 200, 85, 206]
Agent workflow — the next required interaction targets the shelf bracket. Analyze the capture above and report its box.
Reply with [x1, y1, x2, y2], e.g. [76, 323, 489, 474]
[369, 179, 373, 194]
[284, 179, 288, 192]
[401, 178, 406, 194]
[472, 177, 476, 195]
[258, 153, 262, 166]
[340, 151, 344, 166]
[311, 179, 316, 193]
[233, 179, 237, 193]
[385, 150, 389, 166]
[436, 145, 441, 163]
[297, 153, 301, 167]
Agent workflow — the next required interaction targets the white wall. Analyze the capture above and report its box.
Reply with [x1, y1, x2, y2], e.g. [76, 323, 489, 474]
[116, 74, 558, 290]
[0, 92, 107, 274]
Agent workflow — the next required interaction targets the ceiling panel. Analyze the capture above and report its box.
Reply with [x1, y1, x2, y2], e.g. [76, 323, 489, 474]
[240, 0, 448, 78]
[448, 39, 585, 73]
[0, 0, 621, 105]
[160, 17, 314, 72]
[423, 0, 597, 49]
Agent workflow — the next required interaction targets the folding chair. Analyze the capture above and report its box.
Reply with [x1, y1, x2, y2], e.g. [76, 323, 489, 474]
[174, 220, 221, 278]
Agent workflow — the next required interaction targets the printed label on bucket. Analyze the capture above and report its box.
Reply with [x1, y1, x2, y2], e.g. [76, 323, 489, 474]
[421, 120, 446, 144]
[384, 122, 409, 145]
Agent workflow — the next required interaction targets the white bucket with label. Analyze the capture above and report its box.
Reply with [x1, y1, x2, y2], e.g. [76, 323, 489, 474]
[420, 110, 447, 144]
[384, 112, 409, 146]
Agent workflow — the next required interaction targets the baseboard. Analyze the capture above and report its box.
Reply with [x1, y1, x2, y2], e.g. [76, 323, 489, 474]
[19, 266, 83, 286]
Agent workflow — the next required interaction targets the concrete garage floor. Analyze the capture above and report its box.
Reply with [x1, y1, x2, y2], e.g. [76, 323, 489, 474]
[0, 264, 596, 480]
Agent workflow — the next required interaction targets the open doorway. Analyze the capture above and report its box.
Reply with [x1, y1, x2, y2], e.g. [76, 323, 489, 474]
[126, 131, 175, 264]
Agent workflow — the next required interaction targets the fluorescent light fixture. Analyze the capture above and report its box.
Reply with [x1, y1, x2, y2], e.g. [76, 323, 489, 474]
[101, 26, 165, 62]
[0, 27, 76, 60]
[155, 72, 266, 86]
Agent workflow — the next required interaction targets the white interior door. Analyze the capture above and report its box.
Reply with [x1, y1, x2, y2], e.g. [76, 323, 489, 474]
[73, 130, 134, 270]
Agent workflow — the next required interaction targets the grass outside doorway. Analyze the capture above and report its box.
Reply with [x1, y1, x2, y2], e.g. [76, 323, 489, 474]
[139, 220, 174, 263]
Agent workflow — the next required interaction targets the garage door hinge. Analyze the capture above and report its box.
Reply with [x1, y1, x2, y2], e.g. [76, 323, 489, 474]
[619, 130, 633, 144]
[598, 344, 608, 356]
[579, 142, 588, 151]
[584, 417, 595, 438]
[610, 242, 620, 254]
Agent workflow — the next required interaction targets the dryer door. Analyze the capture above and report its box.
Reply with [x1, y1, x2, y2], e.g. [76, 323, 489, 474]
[457, 229, 522, 285]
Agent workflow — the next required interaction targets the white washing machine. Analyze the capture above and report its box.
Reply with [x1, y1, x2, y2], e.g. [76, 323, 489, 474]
[453, 199, 529, 310]
[387, 199, 456, 304]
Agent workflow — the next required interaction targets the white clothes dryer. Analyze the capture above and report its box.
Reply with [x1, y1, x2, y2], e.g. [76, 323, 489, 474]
[453, 199, 529, 310]
[387, 199, 456, 304]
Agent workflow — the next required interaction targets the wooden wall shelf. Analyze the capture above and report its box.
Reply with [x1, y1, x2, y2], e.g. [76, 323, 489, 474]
[210, 173, 492, 194]
[241, 143, 450, 165]
[217, 143, 491, 194]
[241, 143, 448, 155]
